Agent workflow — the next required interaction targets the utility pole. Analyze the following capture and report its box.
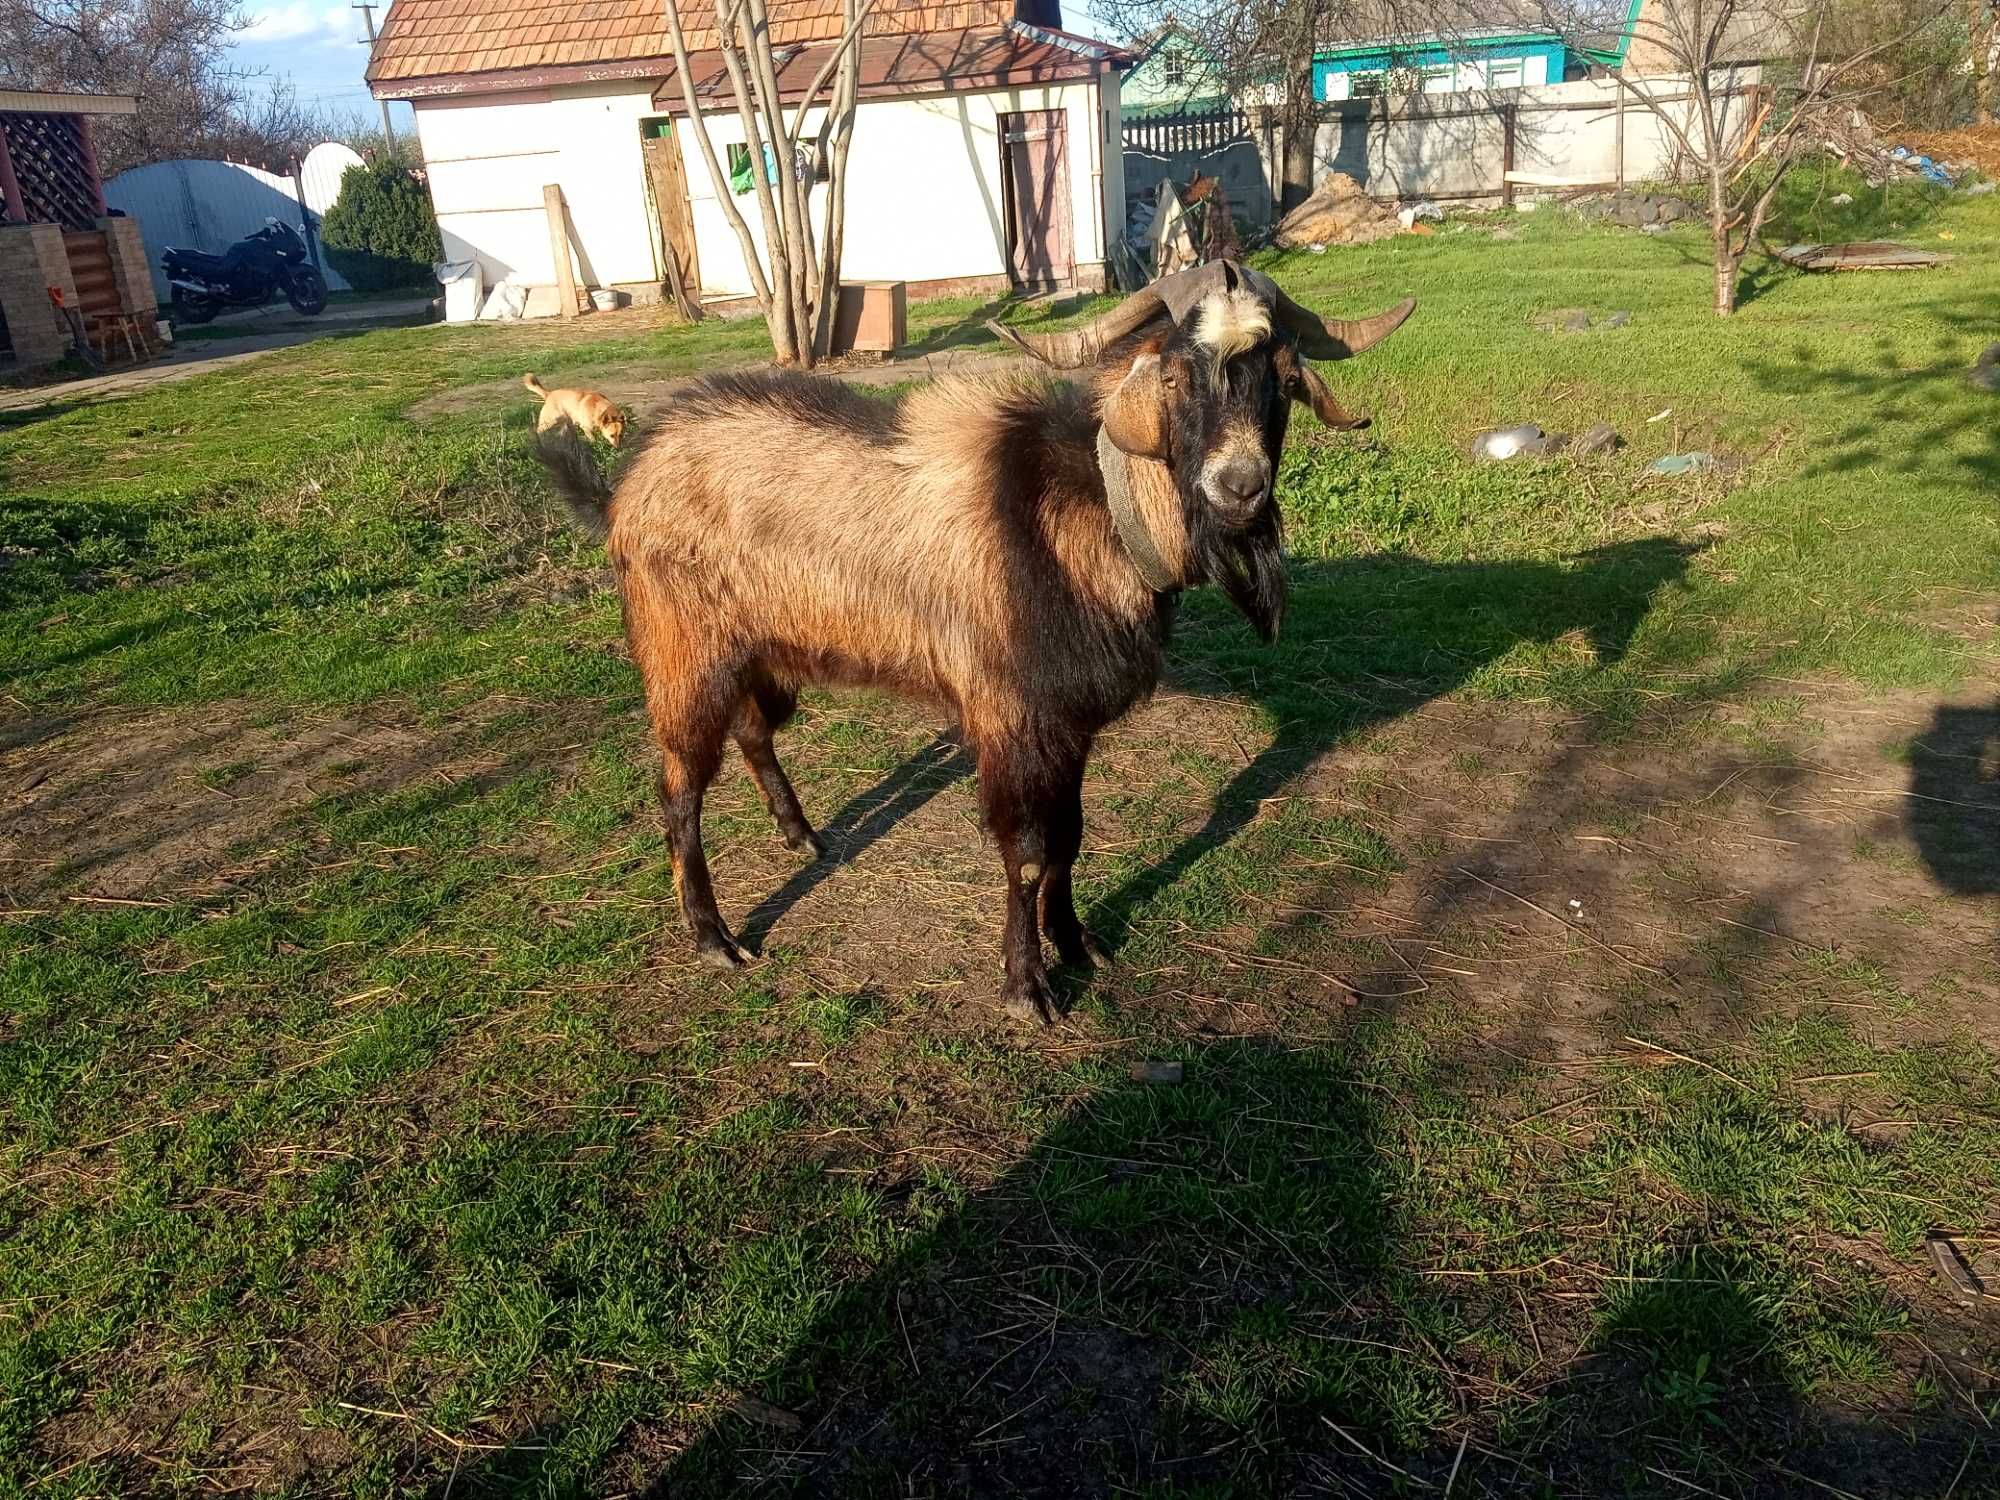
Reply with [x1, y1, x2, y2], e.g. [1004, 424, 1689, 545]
[352, 3, 397, 152]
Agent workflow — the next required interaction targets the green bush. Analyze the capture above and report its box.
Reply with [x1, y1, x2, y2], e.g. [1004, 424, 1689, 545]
[320, 161, 443, 293]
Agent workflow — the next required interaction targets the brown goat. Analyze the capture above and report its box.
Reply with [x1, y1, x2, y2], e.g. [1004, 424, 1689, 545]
[536, 261, 1413, 1020]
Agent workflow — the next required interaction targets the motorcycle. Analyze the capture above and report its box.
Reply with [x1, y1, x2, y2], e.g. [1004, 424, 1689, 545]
[162, 217, 329, 324]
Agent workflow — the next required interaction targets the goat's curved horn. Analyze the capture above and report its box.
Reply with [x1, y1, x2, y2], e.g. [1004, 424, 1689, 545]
[1272, 288, 1417, 361]
[986, 289, 1169, 368]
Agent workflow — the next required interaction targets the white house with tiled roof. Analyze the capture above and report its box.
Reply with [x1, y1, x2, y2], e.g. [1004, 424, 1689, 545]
[366, 0, 1128, 313]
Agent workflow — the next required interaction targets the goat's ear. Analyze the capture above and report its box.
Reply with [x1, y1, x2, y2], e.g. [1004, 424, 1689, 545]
[1101, 351, 1171, 460]
[1287, 359, 1372, 432]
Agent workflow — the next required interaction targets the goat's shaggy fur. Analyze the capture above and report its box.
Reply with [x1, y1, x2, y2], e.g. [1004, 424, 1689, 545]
[536, 277, 1398, 1020]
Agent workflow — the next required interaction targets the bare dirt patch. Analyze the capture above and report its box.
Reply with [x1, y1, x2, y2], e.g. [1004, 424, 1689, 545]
[0, 700, 533, 903]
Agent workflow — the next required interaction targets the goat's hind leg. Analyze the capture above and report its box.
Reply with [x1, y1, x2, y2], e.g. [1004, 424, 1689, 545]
[658, 726, 750, 971]
[628, 579, 750, 968]
[733, 681, 824, 858]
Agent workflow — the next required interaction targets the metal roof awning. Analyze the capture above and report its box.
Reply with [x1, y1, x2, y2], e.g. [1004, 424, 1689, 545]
[0, 89, 139, 117]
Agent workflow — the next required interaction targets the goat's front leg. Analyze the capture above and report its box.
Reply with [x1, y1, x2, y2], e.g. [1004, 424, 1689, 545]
[979, 743, 1075, 1023]
[1039, 759, 1109, 970]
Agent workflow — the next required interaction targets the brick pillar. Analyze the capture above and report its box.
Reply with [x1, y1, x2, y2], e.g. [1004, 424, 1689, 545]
[0, 223, 79, 370]
[95, 215, 159, 321]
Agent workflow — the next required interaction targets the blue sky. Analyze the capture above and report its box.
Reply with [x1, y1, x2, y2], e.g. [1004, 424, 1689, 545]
[228, 0, 1119, 137]
[231, 2, 413, 131]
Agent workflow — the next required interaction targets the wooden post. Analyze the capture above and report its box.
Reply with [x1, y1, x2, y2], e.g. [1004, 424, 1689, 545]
[76, 116, 108, 216]
[544, 182, 579, 317]
[0, 127, 24, 223]
[1500, 104, 1518, 208]
[1614, 88, 1626, 189]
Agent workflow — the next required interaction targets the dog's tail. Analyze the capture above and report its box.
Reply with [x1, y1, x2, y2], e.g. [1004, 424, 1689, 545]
[533, 419, 612, 539]
[522, 372, 549, 398]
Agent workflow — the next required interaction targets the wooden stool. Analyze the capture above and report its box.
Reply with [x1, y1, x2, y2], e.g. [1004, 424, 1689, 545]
[83, 312, 148, 365]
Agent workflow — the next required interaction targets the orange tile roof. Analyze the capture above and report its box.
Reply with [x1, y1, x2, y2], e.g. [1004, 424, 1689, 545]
[366, 0, 1027, 87]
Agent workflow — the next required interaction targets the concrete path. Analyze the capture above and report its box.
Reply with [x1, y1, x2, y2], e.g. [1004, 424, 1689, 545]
[0, 298, 435, 415]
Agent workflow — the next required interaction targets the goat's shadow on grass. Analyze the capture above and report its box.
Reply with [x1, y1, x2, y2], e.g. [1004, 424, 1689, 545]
[736, 731, 973, 947]
[1088, 538, 1700, 957]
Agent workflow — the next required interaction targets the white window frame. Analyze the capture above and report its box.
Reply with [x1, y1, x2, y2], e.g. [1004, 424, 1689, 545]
[1486, 58, 1525, 90]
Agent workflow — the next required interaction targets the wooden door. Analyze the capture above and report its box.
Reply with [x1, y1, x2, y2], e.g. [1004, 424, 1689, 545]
[1001, 110, 1073, 288]
[641, 120, 701, 312]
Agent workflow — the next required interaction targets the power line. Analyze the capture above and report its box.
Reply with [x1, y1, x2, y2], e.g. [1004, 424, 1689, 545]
[350, 3, 395, 148]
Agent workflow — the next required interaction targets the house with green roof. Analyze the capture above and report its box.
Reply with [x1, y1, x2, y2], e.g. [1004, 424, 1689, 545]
[1314, 26, 1572, 102]
[1119, 22, 1231, 119]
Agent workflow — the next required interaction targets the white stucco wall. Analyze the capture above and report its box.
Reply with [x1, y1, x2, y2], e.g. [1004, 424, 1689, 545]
[678, 79, 1117, 297]
[1311, 69, 1762, 200]
[411, 73, 1121, 304]
[413, 80, 662, 290]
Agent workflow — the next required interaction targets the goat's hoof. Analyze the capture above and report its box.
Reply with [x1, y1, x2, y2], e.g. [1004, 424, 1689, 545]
[697, 933, 752, 970]
[999, 969, 1061, 1025]
[785, 827, 826, 859]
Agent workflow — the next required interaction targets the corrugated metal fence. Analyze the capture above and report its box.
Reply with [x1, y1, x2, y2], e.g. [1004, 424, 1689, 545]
[1121, 106, 1270, 231]
[104, 142, 366, 300]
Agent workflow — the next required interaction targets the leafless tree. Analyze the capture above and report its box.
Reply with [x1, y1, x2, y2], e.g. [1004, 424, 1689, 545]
[1092, 1, 1484, 215]
[1540, 0, 1955, 315]
[0, 0, 269, 173]
[658, 0, 877, 366]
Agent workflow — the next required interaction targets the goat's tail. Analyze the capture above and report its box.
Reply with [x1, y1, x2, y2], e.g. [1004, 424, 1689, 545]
[522, 372, 549, 398]
[533, 419, 612, 539]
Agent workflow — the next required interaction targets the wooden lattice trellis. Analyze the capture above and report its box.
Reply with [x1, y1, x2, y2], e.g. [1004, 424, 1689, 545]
[0, 112, 105, 231]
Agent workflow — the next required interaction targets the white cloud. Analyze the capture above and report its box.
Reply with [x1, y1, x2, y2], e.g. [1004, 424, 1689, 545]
[239, 2, 356, 46]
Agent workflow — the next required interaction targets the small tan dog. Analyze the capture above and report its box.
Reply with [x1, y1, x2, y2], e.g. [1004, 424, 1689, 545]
[523, 374, 626, 447]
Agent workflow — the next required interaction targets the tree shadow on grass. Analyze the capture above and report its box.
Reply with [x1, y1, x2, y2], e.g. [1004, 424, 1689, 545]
[1740, 307, 2000, 486]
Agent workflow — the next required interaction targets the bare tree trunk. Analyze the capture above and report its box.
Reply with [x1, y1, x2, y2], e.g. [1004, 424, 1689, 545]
[1279, 67, 1317, 214]
[1971, 0, 1998, 119]
[717, 10, 797, 362]
[742, 0, 817, 346]
[811, 0, 862, 357]
[659, 0, 872, 367]
[659, 0, 774, 317]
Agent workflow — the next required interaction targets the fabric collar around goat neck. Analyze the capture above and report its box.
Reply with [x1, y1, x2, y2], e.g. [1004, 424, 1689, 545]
[1095, 425, 1181, 595]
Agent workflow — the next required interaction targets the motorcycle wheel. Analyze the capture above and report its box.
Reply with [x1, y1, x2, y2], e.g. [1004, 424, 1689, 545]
[174, 289, 221, 325]
[286, 267, 329, 317]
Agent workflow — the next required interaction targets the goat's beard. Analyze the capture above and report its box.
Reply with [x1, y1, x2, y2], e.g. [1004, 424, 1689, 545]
[1189, 502, 1287, 643]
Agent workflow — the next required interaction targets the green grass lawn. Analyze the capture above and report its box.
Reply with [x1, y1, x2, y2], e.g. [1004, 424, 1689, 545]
[2, 173, 1996, 1498]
